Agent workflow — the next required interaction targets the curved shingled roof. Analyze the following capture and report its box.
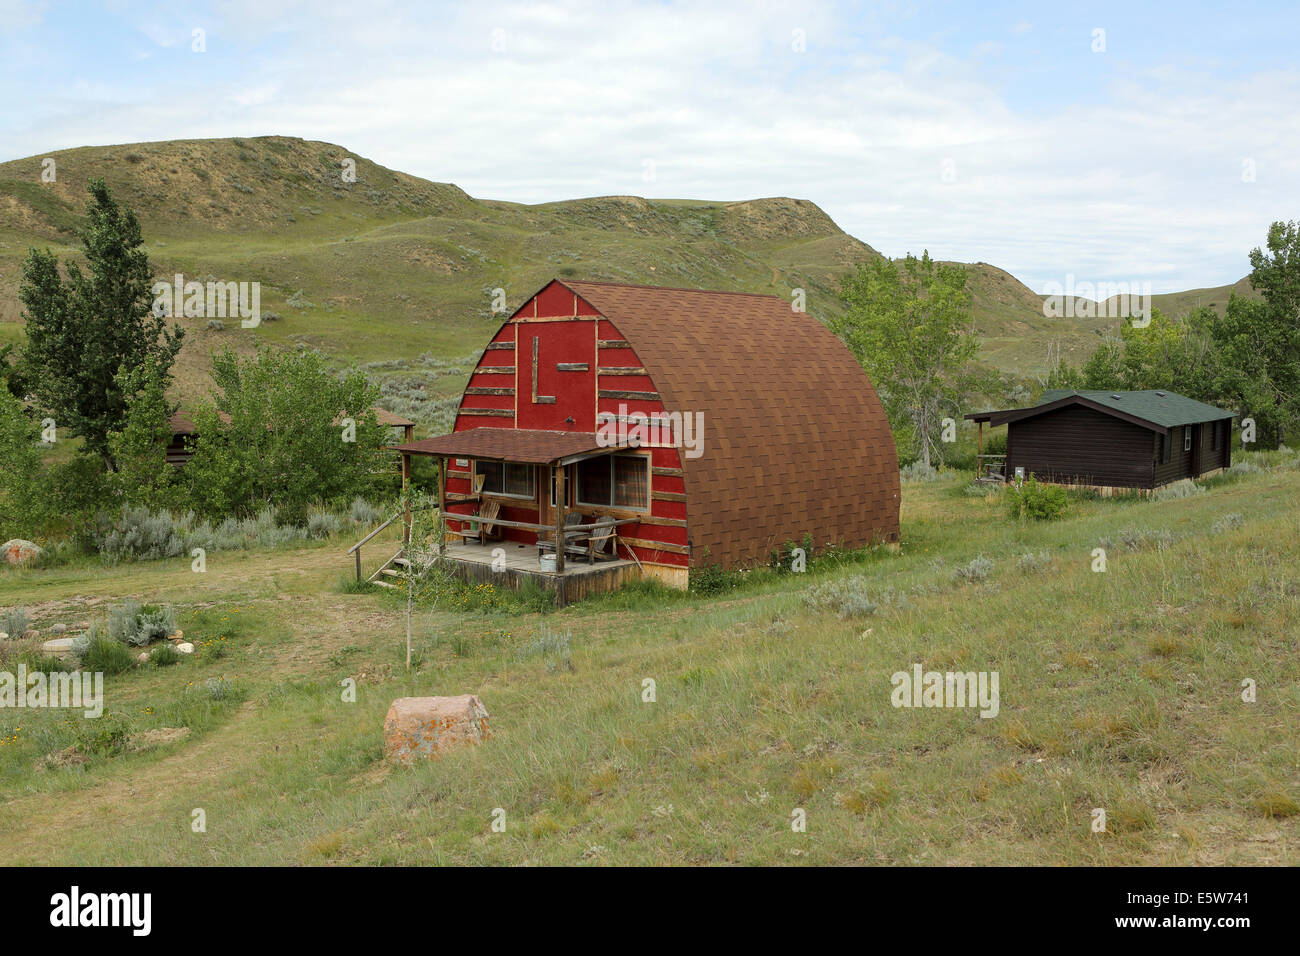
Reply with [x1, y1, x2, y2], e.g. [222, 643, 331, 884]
[561, 280, 899, 568]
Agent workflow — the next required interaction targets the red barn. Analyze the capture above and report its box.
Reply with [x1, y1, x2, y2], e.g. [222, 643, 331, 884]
[390, 279, 898, 595]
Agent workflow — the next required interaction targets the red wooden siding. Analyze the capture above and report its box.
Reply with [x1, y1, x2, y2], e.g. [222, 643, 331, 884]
[443, 286, 688, 571]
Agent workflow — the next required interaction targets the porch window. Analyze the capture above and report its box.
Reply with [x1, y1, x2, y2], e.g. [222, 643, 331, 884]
[475, 460, 535, 499]
[577, 453, 650, 511]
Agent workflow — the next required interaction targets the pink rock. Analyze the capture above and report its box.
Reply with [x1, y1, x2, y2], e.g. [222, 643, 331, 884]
[383, 695, 492, 766]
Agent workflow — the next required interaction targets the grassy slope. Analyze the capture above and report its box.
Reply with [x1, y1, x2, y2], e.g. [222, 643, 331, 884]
[1, 457, 1296, 865]
[1, 135, 1232, 409]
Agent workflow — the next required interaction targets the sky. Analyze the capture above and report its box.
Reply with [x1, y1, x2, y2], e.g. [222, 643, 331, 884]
[2, 0, 1298, 293]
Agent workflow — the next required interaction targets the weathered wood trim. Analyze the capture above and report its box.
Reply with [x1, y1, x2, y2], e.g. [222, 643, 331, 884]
[459, 407, 514, 417]
[485, 342, 515, 351]
[598, 367, 648, 376]
[637, 516, 688, 529]
[652, 466, 685, 477]
[652, 491, 687, 503]
[465, 387, 515, 396]
[475, 366, 515, 375]
[599, 389, 661, 401]
[556, 362, 590, 372]
[598, 340, 633, 349]
[619, 535, 689, 555]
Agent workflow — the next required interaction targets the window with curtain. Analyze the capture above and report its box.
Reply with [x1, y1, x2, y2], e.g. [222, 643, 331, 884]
[475, 460, 535, 498]
[577, 454, 649, 510]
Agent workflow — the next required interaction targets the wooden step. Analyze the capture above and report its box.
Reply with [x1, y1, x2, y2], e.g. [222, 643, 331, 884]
[372, 579, 399, 589]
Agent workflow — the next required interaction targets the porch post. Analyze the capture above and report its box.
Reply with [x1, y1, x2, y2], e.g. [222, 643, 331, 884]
[437, 456, 446, 557]
[554, 463, 566, 575]
[976, 421, 983, 478]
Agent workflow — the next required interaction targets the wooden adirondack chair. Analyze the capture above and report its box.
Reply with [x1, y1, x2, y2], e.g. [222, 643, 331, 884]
[538, 512, 587, 556]
[566, 515, 618, 564]
[463, 498, 502, 545]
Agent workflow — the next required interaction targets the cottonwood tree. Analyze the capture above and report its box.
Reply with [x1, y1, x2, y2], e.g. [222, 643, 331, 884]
[1197, 221, 1300, 446]
[184, 347, 387, 522]
[18, 179, 183, 470]
[835, 252, 980, 468]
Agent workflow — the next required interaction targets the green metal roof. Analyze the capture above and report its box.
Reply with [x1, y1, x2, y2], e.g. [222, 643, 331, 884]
[1038, 390, 1233, 427]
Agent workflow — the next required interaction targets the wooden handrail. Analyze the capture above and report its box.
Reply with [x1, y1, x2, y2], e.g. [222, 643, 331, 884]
[347, 511, 402, 554]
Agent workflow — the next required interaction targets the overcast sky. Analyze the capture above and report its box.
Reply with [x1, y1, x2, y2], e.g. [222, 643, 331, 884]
[3, 0, 1297, 293]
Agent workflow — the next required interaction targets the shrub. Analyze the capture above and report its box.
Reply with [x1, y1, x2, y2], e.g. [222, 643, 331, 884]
[307, 511, 342, 539]
[963, 482, 1000, 498]
[1, 606, 29, 639]
[953, 554, 994, 584]
[1211, 512, 1245, 534]
[900, 461, 939, 483]
[689, 560, 742, 595]
[804, 576, 879, 618]
[521, 626, 574, 674]
[1102, 528, 1175, 552]
[349, 497, 384, 525]
[1016, 551, 1053, 573]
[97, 506, 186, 562]
[1004, 476, 1067, 520]
[108, 601, 176, 647]
[1153, 478, 1203, 501]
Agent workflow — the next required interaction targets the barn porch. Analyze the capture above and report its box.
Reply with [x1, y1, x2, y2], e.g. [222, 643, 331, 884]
[422, 540, 640, 604]
[369, 427, 649, 606]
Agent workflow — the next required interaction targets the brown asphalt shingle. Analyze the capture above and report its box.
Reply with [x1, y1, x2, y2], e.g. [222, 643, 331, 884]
[562, 280, 899, 567]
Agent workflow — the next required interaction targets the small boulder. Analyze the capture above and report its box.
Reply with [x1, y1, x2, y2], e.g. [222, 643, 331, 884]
[176, 642, 194, 654]
[50, 623, 68, 635]
[1, 539, 44, 565]
[41, 636, 79, 659]
[136, 652, 149, 664]
[383, 695, 492, 766]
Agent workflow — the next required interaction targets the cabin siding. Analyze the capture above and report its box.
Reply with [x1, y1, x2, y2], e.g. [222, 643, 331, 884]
[443, 292, 689, 572]
[1007, 406, 1155, 488]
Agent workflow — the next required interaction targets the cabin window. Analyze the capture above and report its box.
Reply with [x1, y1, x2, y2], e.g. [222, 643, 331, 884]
[475, 460, 535, 499]
[577, 453, 650, 511]
[1184, 426, 1193, 452]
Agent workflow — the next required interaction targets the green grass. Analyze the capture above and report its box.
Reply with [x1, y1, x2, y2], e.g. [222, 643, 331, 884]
[0, 452, 1296, 864]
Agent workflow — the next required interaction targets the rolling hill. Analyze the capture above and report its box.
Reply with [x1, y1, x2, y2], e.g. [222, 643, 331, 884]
[0, 136, 1256, 430]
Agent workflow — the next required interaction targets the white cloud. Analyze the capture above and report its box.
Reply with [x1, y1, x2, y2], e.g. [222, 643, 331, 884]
[2, 0, 1295, 292]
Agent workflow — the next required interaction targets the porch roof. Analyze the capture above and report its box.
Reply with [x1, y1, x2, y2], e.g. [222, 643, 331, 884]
[389, 427, 628, 466]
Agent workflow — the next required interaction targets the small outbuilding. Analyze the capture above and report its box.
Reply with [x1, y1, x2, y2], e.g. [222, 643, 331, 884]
[966, 389, 1234, 492]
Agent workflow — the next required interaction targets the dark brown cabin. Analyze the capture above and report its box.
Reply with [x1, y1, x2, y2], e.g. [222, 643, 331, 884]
[966, 389, 1233, 491]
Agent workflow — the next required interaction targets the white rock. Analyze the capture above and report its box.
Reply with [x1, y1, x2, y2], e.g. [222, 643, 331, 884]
[176, 642, 194, 654]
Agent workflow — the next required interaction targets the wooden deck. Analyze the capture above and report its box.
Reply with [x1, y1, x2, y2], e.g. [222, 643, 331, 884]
[429, 540, 641, 606]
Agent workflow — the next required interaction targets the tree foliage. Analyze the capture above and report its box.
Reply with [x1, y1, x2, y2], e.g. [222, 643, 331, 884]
[835, 252, 982, 467]
[18, 179, 183, 469]
[183, 347, 388, 521]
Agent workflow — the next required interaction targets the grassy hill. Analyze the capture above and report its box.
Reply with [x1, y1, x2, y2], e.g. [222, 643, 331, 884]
[1, 453, 1296, 864]
[0, 135, 1223, 426]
